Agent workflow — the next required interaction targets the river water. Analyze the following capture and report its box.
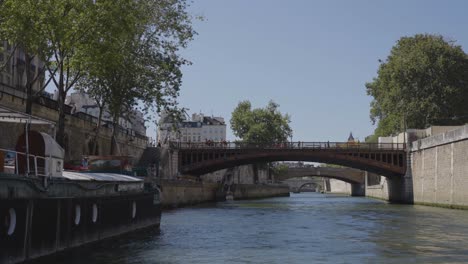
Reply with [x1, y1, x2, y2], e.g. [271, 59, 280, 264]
[33, 193, 468, 264]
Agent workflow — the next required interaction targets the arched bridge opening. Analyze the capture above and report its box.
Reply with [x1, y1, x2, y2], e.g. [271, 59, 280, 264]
[298, 182, 318, 192]
[281, 167, 366, 196]
[278, 167, 365, 185]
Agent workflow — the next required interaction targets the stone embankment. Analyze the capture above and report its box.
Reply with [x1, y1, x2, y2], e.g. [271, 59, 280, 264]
[366, 125, 468, 209]
[159, 180, 290, 209]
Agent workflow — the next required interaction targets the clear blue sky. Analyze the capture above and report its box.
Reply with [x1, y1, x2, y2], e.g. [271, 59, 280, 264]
[149, 0, 468, 142]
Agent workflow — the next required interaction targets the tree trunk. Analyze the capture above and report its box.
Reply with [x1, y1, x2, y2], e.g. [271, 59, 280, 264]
[110, 114, 119, 155]
[56, 88, 66, 147]
[92, 105, 104, 155]
[25, 53, 33, 115]
[55, 63, 66, 147]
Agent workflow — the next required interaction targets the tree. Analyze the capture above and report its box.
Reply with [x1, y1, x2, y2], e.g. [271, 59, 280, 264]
[270, 163, 289, 177]
[77, 0, 195, 155]
[0, 1, 51, 114]
[0, 0, 196, 151]
[230, 100, 292, 143]
[0, 0, 101, 146]
[366, 34, 468, 137]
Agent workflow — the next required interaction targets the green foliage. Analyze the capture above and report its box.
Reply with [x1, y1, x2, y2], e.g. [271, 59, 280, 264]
[366, 34, 468, 137]
[271, 163, 289, 177]
[364, 134, 378, 143]
[0, 0, 196, 148]
[230, 100, 292, 143]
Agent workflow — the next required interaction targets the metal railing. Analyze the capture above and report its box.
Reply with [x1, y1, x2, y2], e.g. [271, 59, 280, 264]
[169, 141, 407, 151]
[0, 83, 27, 99]
[1, 148, 49, 177]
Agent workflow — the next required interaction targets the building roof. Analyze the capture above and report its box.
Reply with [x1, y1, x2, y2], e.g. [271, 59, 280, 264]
[203, 116, 225, 125]
[348, 132, 355, 142]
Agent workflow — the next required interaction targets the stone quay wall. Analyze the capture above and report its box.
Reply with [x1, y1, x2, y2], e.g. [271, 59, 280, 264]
[0, 92, 147, 161]
[411, 125, 468, 208]
[159, 179, 219, 209]
[365, 172, 389, 201]
[328, 179, 352, 194]
[159, 180, 290, 208]
[232, 184, 290, 200]
[366, 125, 468, 208]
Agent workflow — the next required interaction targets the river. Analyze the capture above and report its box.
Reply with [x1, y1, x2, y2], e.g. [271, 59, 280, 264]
[31, 193, 468, 263]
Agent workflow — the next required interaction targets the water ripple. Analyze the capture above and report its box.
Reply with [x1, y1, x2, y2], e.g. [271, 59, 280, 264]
[28, 193, 468, 264]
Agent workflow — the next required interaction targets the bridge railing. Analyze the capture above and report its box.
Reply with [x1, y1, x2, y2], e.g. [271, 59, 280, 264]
[169, 141, 406, 151]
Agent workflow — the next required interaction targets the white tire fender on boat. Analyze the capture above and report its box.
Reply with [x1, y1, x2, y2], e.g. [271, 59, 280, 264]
[74, 204, 81, 225]
[92, 203, 98, 223]
[132, 201, 136, 219]
[7, 208, 16, 236]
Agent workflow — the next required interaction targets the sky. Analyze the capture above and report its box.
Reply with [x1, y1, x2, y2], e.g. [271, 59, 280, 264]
[148, 0, 468, 142]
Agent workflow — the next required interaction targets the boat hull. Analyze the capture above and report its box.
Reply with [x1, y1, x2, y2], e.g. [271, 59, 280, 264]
[0, 178, 161, 264]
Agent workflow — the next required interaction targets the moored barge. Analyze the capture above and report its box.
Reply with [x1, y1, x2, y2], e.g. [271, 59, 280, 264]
[0, 106, 161, 264]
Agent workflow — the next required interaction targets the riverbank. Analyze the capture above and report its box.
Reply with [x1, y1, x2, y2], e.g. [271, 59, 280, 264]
[159, 180, 290, 209]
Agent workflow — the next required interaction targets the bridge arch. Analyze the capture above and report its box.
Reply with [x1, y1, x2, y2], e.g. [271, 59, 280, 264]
[277, 167, 365, 184]
[298, 182, 318, 192]
[178, 149, 406, 178]
[285, 176, 365, 196]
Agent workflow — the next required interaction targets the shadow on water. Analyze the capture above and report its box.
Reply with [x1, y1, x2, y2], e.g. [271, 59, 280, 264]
[26, 228, 162, 264]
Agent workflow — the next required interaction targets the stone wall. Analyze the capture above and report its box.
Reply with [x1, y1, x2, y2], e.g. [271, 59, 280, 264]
[365, 173, 389, 200]
[366, 125, 468, 207]
[159, 179, 220, 208]
[0, 93, 147, 161]
[328, 179, 351, 194]
[159, 180, 290, 208]
[411, 125, 468, 208]
[232, 184, 290, 200]
[199, 165, 271, 184]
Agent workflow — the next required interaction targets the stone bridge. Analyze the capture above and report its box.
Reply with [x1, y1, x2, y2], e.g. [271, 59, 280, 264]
[282, 177, 323, 193]
[279, 167, 365, 196]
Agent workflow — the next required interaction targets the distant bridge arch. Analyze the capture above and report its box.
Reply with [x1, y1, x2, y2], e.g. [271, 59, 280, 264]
[298, 182, 319, 192]
[280, 167, 366, 196]
[277, 167, 365, 184]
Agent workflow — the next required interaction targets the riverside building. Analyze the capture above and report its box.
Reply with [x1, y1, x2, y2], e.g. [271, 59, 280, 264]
[0, 41, 46, 97]
[157, 112, 226, 145]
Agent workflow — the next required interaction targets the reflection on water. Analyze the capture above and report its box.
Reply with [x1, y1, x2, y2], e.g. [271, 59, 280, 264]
[30, 193, 468, 264]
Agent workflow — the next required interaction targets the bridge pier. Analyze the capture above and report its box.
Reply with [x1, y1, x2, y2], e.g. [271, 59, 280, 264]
[365, 166, 414, 203]
[350, 183, 365, 197]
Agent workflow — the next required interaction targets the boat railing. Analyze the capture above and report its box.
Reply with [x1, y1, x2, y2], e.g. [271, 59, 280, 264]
[1, 148, 49, 178]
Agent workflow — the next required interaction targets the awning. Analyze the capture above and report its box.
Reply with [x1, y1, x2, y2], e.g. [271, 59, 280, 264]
[62, 171, 143, 182]
[0, 105, 56, 126]
[40, 132, 64, 159]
